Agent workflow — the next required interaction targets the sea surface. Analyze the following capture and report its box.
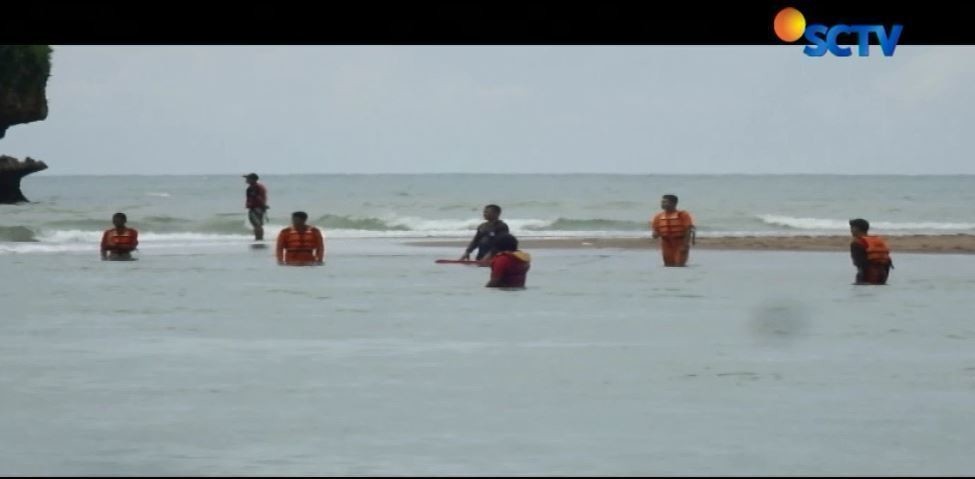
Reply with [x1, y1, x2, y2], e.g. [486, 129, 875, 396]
[2, 174, 974, 475]
[2, 174, 975, 252]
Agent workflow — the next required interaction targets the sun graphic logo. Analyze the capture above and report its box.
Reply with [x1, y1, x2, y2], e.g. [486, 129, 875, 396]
[773, 7, 903, 57]
[773, 7, 806, 43]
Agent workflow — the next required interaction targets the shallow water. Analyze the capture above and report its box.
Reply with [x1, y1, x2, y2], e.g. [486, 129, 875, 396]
[4, 174, 975, 247]
[2, 241, 973, 475]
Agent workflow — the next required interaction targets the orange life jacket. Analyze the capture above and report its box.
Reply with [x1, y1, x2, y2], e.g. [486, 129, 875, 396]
[490, 251, 531, 287]
[862, 235, 891, 264]
[103, 228, 138, 251]
[279, 226, 325, 263]
[652, 210, 693, 238]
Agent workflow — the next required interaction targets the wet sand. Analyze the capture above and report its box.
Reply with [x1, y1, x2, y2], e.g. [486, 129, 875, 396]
[405, 234, 975, 254]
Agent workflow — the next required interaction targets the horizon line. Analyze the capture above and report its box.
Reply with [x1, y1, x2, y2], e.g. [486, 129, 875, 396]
[28, 172, 975, 177]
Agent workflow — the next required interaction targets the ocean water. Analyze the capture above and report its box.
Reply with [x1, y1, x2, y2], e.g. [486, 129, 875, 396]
[2, 175, 975, 475]
[2, 174, 975, 253]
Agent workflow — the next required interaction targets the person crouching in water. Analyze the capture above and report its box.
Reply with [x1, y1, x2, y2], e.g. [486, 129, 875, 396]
[849, 218, 893, 285]
[276, 211, 326, 266]
[650, 194, 695, 267]
[101, 212, 139, 261]
[486, 233, 531, 288]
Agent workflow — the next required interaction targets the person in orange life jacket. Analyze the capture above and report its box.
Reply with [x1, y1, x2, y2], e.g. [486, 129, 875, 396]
[650, 194, 695, 267]
[460, 204, 509, 262]
[243, 173, 268, 241]
[101, 212, 139, 260]
[486, 233, 531, 288]
[849, 218, 893, 285]
[276, 211, 325, 266]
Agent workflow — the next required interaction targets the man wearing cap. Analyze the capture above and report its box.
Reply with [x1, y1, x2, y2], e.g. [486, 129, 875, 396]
[243, 173, 269, 241]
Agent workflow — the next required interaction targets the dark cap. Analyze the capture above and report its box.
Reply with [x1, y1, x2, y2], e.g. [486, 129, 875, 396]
[243, 173, 259, 180]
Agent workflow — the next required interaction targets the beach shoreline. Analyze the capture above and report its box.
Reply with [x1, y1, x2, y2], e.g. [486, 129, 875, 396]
[403, 234, 975, 254]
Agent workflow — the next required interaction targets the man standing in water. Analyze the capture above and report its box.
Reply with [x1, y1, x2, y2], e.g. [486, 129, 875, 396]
[460, 204, 509, 262]
[849, 218, 893, 285]
[276, 211, 326, 266]
[243, 173, 268, 241]
[650, 194, 695, 267]
[101, 212, 139, 261]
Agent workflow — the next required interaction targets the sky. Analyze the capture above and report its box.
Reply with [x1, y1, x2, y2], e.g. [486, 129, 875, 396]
[2, 45, 974, 175]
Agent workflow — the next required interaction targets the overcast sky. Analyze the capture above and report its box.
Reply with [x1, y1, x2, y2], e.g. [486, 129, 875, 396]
[3, 45, 973, 175]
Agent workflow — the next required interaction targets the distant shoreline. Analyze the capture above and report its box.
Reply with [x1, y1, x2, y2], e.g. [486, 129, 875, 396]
[27, 173, 975, 177]
[404, 234, 975, 254]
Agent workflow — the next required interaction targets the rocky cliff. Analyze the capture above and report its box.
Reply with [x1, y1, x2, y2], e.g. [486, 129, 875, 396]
[0, 45, 52, 203]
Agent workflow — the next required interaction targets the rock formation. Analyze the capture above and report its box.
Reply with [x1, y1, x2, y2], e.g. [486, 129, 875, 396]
[0, 155, 48, 203]
[0, 45, 52, 203]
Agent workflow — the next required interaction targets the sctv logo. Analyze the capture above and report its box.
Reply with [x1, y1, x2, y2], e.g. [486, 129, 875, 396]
[774, 7, 903, 57]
